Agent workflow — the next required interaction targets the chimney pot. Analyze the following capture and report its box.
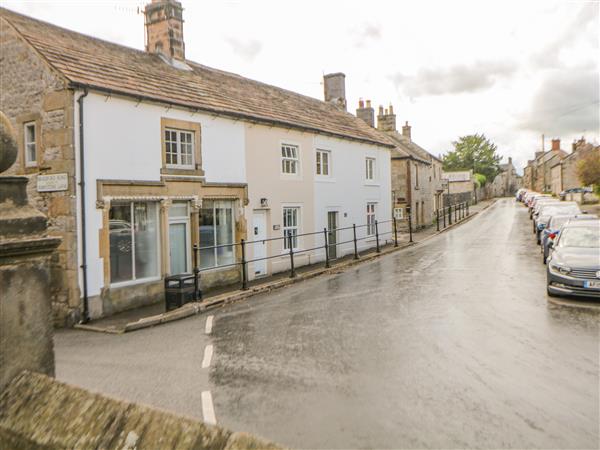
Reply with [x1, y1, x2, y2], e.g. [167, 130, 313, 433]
[377, 104, 397, 132]
[323, 73, 347, 111]
[356, 97, 375, 128]
[402, 120, 411, 141]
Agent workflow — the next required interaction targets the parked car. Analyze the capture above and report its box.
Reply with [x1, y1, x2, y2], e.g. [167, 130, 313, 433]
[546, 220, 600, 298]
[541, 214, 598, 263]
[559, 187, 593, 200]
[516, 188, 528, 202]
[529, 194, 552, 215]
[522, 191, 539, 205]
[533, 202, 581, 241]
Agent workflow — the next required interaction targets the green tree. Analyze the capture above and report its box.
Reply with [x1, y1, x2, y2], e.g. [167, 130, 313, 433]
[443, 134, 502, 183]
[576, 152, 600, 195]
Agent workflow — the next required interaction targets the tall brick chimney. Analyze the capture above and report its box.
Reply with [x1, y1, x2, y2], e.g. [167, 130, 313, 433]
[551, 138, 560, 151]
[323, 73, 347, 110]
[402, 121, 411, 141]
[145, 0, 185, 62]
[356, 99, 375, 127]
[377, 104, 396, 132]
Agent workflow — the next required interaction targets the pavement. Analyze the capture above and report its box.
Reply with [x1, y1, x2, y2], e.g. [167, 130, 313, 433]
[54, 198, 599, 449]
[78, 199, 494, 333]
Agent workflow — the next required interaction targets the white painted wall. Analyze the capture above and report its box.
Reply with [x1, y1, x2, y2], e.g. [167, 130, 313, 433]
[313, 135, 393, 260]
[78, 92, 246, 296]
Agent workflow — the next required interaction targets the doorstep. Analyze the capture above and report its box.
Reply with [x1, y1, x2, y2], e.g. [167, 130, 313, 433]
[75, 200, 495, 334]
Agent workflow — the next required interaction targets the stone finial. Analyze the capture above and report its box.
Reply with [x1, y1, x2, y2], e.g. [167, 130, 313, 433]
[0, 111, 18, 173]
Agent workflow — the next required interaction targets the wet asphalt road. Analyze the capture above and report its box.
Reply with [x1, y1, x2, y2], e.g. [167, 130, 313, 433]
[55, 199, 599, 449]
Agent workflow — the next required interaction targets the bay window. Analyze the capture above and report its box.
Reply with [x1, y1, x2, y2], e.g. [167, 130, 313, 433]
[109, 202, 159, 284]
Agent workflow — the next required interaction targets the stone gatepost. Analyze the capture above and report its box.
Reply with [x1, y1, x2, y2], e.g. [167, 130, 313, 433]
[0, 112, 61, 391]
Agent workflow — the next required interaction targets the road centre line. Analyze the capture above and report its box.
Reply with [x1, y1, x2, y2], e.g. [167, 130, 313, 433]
[201, 391, 217, 425]
[205, 315, 213, 334]
[202, 344, 213, 369]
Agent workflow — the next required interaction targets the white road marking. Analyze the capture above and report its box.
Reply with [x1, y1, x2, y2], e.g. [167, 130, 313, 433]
[201, 390, 217, 425]
[202, 344, 213, 369]
[205, 315, 213, 334]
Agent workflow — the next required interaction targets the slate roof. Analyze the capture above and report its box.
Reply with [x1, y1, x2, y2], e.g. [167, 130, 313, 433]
[384, 132, 436, 165]
[0, 7, 392, 148]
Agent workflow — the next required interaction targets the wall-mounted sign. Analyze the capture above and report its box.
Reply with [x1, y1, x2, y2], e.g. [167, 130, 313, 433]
[393, 208, 404, 220]
[260, 198, 269, 208]
[273, 224, 281, 231]
[37, 173, 68, 192]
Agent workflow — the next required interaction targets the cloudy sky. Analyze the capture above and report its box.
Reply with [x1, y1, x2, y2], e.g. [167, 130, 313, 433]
[4, 0, 598, 173]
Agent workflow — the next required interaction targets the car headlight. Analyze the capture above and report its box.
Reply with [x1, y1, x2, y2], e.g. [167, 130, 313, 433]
[549, 262, 571, 275]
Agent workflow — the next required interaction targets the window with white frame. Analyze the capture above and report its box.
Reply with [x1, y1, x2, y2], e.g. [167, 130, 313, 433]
[283, 207, 300, 249]
[365, 157, 375, 181]
[165, 128, 194, 169]
[366, 203, 376, 235]
[24, 122, 37, 167]
[281, 144, 299, 174]
[109, 202, 160, 284]
[316, 149, 331, 176]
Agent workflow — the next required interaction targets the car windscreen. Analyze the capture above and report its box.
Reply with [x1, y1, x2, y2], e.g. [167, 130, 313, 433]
[558, 227, 600, 248]
[548, 216, 571, 229]
[542, 205, 581, 217]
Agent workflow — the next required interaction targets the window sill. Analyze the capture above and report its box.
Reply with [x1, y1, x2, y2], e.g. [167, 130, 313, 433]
[110, 275, 162, 289]
[364, 181, 381, 187]
[161, 167, 205, 177]
[316, 177, 336, 183]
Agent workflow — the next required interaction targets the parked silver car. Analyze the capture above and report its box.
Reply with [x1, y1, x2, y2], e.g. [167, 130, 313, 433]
[546, 220, 600, 298]
[541, 214, 598, 263]
[533, 202, 581, 243]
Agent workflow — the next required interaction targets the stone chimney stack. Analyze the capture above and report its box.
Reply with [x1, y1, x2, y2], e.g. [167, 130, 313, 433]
[402, 121, 412, 141]
[551, 138, 560, 151]
[377, 104, 396, 132]
[508, 156, 513, 166]
[323, 73, 347, 110]
[356, 99, 375, 127]
[145, 0, 185, 61]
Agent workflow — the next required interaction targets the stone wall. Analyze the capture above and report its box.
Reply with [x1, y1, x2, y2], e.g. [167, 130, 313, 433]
[1, 19, 80, 327]
[0, 371, 281, 449]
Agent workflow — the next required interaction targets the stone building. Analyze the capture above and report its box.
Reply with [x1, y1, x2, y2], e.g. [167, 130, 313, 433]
[356, 101, 443, 230]
[490, 157, 521, 197]
[442, 170, 475, 204]
[521, 139, 568, 193]
[558, 138, 600, 192]
[1, 3, 392, 324]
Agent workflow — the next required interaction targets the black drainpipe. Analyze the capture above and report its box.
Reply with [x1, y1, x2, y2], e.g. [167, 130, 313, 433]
[77, 88, 89, 323]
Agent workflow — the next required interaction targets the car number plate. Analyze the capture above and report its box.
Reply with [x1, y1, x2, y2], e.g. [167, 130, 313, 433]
[583, 280, 600, 289]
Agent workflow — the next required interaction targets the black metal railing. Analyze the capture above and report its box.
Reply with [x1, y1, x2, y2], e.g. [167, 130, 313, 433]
[182, 203, 470, 298]
[187, 217, 400, 291]
[435, 201, 470, 231]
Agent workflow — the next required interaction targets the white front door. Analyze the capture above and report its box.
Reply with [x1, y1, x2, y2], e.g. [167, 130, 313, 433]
[252, 210, 267, 277]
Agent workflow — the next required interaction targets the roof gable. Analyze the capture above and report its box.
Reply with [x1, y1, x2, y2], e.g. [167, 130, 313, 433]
[0, 7, 391, 148]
